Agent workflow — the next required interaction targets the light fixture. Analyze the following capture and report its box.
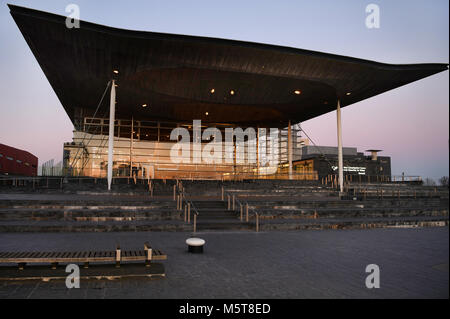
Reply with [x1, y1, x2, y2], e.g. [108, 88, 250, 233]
[142, 104, 147, 107]
[113, 70, 119, 74]
[294, 90, 301, 95]
[210, 88, 215, 94]
[346, 92, 351, 96]
[205, 112, 209, 116]
[230, 90, 235, 95]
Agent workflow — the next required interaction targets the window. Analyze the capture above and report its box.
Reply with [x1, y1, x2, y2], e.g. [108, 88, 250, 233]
[25, 162, 30, 166]
[0, 153, 3, 157]
[17, 159, 22, 164]
[6, 156, 13, 161]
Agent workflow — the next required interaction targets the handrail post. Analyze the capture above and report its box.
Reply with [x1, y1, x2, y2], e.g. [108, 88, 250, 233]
[188, 202, 191, 223]
[227, 195, 231, 210]
[184, 204, 187, 222]
[256, 213, 259, 232]
[144, 242, 152, 267]
[115, 245, 121, 268]
[232, 195, 235, 211]
[240, 203, 243, 221]
[193, 214, 197, 233]
[173, 185, 176, 201]
[221, 186, 224, 201]
[246, 203, 249, 222]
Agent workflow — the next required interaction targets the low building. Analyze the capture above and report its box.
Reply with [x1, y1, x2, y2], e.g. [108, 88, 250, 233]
[0, 143, 38, 176]
[288, 146, 391, 181]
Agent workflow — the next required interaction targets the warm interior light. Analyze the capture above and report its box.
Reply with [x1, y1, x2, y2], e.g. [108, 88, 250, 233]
[346, 92, 351, 96]
[205, 112, 209, 116]
[113, 70, 119, 74]
[210, 89, 215, 94]
[294, 90, 301, 95]
[230, 90, 235, 95]
[142, 104, 147, 107]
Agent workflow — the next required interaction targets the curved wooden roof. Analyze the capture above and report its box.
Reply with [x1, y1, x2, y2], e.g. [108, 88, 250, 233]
[9, 4, 448, 127]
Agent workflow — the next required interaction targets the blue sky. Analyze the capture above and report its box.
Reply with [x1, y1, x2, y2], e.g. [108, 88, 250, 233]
[0, 0, 448, 180]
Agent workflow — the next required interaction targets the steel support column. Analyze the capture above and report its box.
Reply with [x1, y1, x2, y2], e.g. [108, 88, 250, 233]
[336, 99, 344, 194]
[107, 80, 116, 191]
[288, 120, 293, 180]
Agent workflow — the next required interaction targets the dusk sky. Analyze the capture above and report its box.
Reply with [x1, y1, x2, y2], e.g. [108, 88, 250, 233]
[0, 0, 448, 181]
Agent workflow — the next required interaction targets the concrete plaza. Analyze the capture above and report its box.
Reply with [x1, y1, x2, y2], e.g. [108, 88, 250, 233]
[0, 227, 448, 299]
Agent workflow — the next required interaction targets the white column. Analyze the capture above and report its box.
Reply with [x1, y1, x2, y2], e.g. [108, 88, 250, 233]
[107, 80, 116, 191]
[130, 116, 133, 178]
[336, 99, 344, 194]
[288, 120, 293, 180]
[256, 127, 260, 177]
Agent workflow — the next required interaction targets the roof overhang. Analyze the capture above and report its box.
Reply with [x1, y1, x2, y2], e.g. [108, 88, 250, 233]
[8, 4, 448, 128]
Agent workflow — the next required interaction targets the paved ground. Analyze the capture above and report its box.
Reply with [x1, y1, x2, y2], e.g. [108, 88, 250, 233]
[0, 227, 448, 298]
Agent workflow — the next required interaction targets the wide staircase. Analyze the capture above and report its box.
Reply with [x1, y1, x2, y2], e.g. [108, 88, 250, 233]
[191, 200, 252, 231]
[0, 178, 190, 232]
[0, 177, 448, 232]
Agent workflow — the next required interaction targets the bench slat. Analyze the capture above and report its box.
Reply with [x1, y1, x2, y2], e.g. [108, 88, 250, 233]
[0, 244, 167, 264]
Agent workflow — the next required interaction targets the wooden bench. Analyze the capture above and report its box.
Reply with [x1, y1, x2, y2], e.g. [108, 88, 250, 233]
[0, 242, 166, 270]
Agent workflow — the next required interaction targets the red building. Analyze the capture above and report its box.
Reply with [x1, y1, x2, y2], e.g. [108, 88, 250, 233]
[0, 143, 38, 176]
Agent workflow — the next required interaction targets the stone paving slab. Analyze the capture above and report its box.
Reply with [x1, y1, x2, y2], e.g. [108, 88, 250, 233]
[0, 228, 448, 298]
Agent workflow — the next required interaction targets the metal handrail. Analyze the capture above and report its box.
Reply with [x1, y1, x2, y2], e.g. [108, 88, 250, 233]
[242, 200, 260, 232]
[176, 181, 199, 233]
[223, 188, 259, 232]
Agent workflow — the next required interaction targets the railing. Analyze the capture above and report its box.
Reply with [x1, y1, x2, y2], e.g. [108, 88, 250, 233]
[175, 180, 199, 233]
[0, 175, 160, 191]
[348, 186, 444, 200]
[321, 174, 422, 187]
[223, 188, 260, 232]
